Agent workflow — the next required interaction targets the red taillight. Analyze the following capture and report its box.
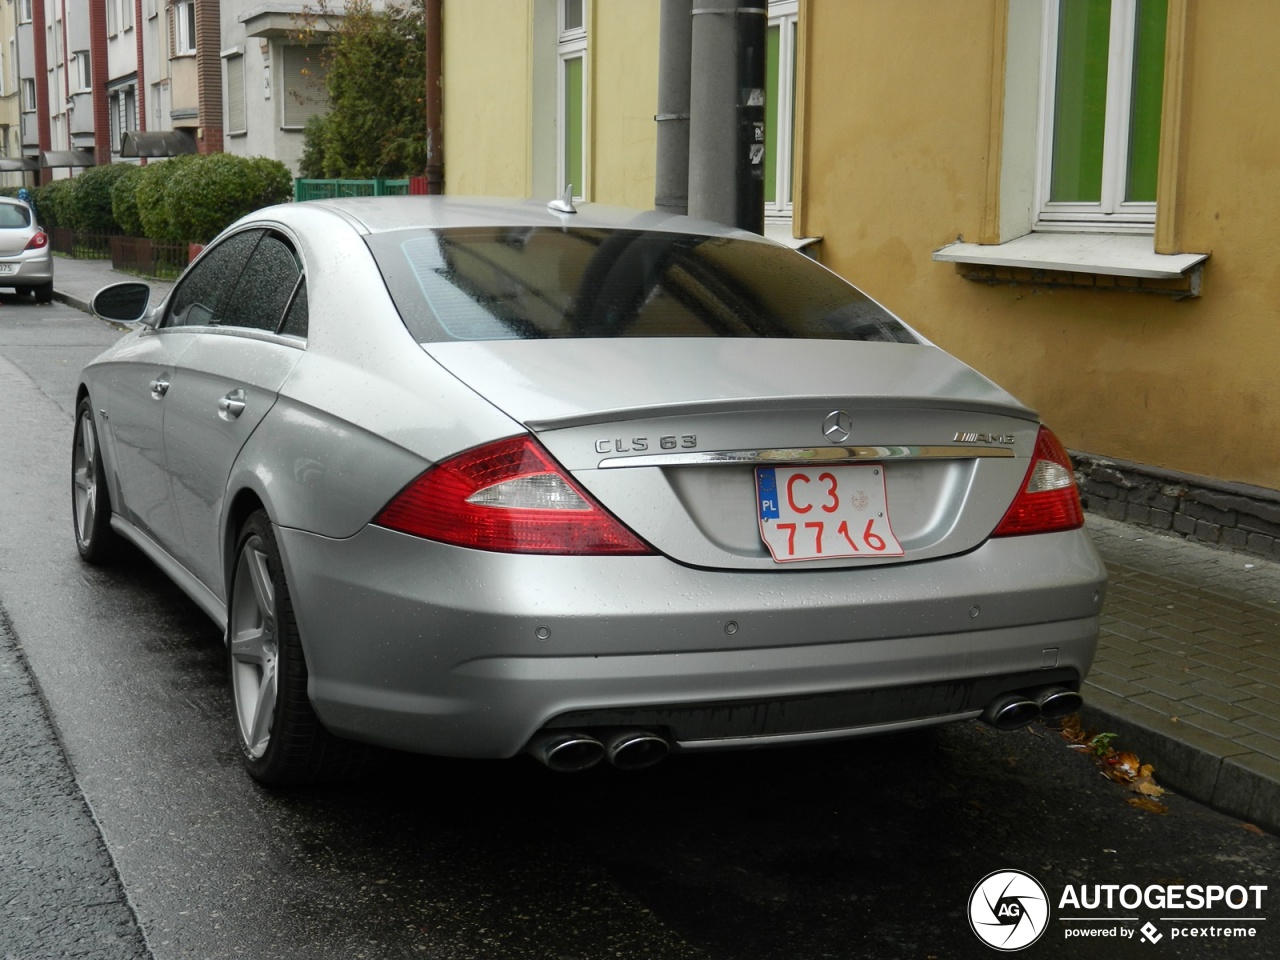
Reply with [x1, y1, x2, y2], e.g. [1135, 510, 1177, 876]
[992, 426, 1084, 537]
[373, 435, 653, 555]
[25, 231, 49, 250]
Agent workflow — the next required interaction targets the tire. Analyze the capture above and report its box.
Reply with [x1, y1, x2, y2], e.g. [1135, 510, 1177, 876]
[71, 398, 119, 564]
[227, 510, 376, 785]
[33, 281, 53, 304]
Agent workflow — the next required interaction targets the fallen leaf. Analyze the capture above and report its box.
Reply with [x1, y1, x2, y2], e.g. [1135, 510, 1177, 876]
[1130, 777, 1165, 797]
[1242, 823, 1266, 836]
[1114, 751, 1142, 778]
[1128, 796, 1168, 815]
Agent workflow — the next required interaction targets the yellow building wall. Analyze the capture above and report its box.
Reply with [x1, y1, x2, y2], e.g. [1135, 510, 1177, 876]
[588, 2, 661, 208]
[443, 0, 660, 205]
[443, 0, 534, 196]
[801, 0, 1280, 490]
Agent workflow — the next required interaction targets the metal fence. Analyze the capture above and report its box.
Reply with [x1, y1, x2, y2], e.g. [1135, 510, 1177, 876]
[50, 227, 113, 261]
[109, 236, 191, 280]
[294, 178, 415, 202]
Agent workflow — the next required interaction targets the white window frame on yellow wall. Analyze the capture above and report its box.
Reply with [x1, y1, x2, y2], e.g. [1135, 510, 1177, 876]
[766, 0, 798, 222]
[1034, 0, 1166, 233]
[558, 0, 587, 200]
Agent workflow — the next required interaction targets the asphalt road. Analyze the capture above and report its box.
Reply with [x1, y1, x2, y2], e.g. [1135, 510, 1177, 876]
[2, 299, 1279, 960]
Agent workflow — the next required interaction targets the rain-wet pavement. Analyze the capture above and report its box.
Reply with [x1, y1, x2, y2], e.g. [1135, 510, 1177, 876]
[2, 282, 1279, 959]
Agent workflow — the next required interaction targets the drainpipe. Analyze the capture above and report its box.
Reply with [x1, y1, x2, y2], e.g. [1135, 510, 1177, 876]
[687, 0, 765, 233]
[135, 0, 147, 146]
[654, 0, 691, 215]
[60, 0, 70, 149]
[90, 0, 110, 163]
[424, 0, 444, 193]
[32, 0, 52, 184]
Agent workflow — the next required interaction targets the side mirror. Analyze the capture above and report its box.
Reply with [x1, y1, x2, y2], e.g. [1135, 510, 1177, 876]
[92, 282, 156, 326]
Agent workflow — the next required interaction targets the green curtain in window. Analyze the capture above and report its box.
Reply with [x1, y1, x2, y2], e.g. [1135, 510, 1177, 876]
[1050, 0, 1111, 203]
[1126, 0, 1167, 202]
[564, 56, 584, 197]
[765, 26, 780, 205]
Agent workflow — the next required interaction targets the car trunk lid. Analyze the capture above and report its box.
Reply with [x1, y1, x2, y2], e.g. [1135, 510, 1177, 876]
[422, 338, 1041, 569]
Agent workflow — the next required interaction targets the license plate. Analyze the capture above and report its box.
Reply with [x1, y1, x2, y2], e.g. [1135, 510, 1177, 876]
[756, 464, 904, 562]
[0, 264, 16, 276]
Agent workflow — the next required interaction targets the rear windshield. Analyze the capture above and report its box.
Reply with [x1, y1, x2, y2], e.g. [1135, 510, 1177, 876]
[364, 227, 917, 344]
[0, 204, 31, 229]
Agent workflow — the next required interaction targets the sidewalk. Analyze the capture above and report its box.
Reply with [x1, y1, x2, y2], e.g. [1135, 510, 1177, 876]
[50, 253, 176, 315]
[1084, 515, 1280, 831]
[49, 256, 1280, 834]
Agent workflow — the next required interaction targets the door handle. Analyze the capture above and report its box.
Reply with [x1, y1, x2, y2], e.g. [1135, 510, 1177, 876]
[218, 389, 247, 421]
[149, 377, 169, 400]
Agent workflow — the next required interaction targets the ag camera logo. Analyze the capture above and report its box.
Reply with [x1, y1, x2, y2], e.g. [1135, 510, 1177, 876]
[969, 869, 1050, 951]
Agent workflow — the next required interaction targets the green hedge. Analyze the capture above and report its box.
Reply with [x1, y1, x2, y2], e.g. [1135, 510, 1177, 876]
[34, 179, 76, 230]
[32, 154, 293, 245]
[66, 164, 137, 233]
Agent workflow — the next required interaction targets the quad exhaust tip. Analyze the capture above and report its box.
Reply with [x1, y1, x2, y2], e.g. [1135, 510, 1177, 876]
[604, 730, 670, 771]
[527, 732, 606, 773]
[982, 693, 1041, 731]
[1036, 686, 1083, 719]
[981, 686, 1084, 731]
[527, 729, 671, 772]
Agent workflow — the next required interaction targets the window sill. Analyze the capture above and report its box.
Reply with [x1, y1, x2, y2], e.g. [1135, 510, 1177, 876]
[933, 233, 1209, 297]
[763, 221, 821, 257]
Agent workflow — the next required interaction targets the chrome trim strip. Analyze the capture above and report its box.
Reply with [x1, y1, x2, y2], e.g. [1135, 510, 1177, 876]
[597, 445, 1015, 469]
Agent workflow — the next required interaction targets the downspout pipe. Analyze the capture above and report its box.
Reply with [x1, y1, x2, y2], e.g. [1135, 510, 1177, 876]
[654, 0, 691, 215]
[425, 0, 444, 194]
[32, 0, 52, 184]
[135, 0, 147, 138]
[90, 0, 110, 163]
[688, 0, 766, 233]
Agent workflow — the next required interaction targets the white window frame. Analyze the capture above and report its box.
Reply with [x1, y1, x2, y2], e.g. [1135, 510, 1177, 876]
[122, 0, 135, 32]
[766, 0, 799, 222]
[557, 0, 587, 200]
[21, 78, 35, 113]
[19, 0, 32, 26]
[74, 52, 91, 92]
[108, 0, 118, 38]
[225, 53, 246, 135]
[1034, 0, 1159, 233]
[280, 44, 329, 130]
[174, 1, 196, 56]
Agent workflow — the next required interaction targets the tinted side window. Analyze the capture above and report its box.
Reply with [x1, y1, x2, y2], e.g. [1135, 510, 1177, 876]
[219, 233, 303, 333]
[165, 230, 261, 328]
[280, 282, 308, 338]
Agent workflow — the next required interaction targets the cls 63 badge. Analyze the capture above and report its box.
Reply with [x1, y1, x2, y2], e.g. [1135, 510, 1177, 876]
[595, 435, 696, 454]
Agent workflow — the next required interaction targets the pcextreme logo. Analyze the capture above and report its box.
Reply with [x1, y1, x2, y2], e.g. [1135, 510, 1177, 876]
[968, 870, 1268, 950]
[969, 870, 1051, 951]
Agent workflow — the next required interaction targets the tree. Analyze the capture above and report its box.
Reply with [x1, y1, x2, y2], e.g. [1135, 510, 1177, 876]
[297, 0, 428, 179]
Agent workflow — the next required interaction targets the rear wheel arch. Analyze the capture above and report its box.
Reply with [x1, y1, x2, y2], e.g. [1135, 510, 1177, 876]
[223, 488, 267, 604]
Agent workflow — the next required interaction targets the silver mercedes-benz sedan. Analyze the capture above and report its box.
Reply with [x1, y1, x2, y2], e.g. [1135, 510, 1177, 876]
[75, 196, 1106, 785]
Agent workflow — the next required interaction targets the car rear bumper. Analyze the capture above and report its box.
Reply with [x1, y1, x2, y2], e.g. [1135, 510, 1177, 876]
[277, 524, 1106, 758]
[0, 252, 53, 285]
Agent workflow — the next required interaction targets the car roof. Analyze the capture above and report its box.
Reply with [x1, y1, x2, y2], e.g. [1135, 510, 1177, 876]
[271, 195, 770, 243]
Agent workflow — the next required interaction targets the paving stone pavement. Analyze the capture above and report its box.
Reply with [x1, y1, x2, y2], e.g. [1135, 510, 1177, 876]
[1085, 514, 1280, 833]
[49, 256, 1280, 835]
